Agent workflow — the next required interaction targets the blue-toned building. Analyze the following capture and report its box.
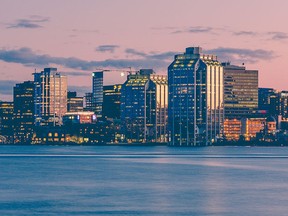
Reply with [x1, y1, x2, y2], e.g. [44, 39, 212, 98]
[92, 71, 103, 117]
[168, 47, 224, 146]
[121, 69, 168, 143]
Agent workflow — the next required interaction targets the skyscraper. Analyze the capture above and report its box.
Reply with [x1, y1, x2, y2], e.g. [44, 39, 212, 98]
[168, 47, 224, 146]
[103, 84, 121, 119]
[223, 62, 258, 119]
[13, 81, 34, 143]
[121, 69, 168, 143]
[34, 68, 67, 126]
[92, 71, 103, 117]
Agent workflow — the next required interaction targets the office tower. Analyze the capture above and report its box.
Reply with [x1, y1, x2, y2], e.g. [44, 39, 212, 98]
[67, 91, 84, 112]
[0, 101, 14, 143]
[84, 92, 93, 111]
[121, 69, 168, 143]
[223, 62, 258, 119]
[258, 88, 276, 112]
[277, 91, 288, 118]
[168, 47, 224, 146]
[13, 81, 34, 143]
[34, 68, 67, 126]
[92, 71, 103, 117]
[103, 84, 121, 119]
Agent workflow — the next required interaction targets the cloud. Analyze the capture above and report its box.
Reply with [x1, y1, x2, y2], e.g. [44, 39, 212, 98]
[95, 45, 119, 53]
[268, 32, 288, 40]
[0, 47, 171, 71]
[0, 80, 19, 95]
[172, 26, 213, 34]
[207, 47, 276, 64]
[125, 48, 176, 61]
[233, 31, 258, 36]
[7, 16, 50, 29]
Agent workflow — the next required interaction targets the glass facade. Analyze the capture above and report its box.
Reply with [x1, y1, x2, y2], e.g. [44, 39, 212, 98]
[92, 72, 103, 117]
[13, 81, 35, 143]
[121, 69, 168, 143]
[103, 84, 121, 119]
[67, 91, 84, 112]
[34, 68, 67, 126]
[223, 63, 258, 119]
[168, 47, 224, 146]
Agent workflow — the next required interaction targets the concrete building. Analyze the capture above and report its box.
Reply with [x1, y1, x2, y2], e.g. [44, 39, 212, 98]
[223, 62, 258, 119]
[168, 47, 224, 146]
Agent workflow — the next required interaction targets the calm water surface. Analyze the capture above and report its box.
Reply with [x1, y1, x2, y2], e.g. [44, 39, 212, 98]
[1, 145, 288, 215]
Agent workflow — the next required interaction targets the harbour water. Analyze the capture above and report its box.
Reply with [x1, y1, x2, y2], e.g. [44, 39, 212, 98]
[1, 145, 288, 215]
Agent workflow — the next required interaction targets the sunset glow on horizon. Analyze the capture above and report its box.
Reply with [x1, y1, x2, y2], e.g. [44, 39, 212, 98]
[1, 0, 288, 100]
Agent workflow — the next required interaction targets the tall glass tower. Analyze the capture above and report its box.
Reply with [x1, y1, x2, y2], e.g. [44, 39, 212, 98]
[92, 72, 103, 117]
[34, 68, 67, 126]
[121, 69, 168, 143]
[168, 47, 224, 146]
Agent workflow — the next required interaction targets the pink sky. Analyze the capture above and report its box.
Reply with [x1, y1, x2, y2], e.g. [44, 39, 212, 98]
[1, 0, 288, 100]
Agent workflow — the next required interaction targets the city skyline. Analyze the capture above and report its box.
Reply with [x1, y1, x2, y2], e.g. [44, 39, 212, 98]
[1, 0, 288, 101]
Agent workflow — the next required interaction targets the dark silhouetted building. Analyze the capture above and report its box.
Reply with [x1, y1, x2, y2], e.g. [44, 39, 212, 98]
[103, 84, 121, 119]
[84, 92, 93, 111]
[168, 47, 224, 146]
[223, 62, 258, 119]
[0, 101, 14, 143]
[13, 81, 34, 143]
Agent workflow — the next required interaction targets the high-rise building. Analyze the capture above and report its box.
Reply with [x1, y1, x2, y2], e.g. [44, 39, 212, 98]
[92, 71, 103, 117]
[121, 69, 168, 143]
[13, 81, 35, 143]
[34, 68, 67, 126]
[168, 47, 224, 146]
[223, 62, 258, 119]
[67, 91, 83, 112]
[84, 92, 93, 111]
[0, 101, 14, 143]
[103, 84, 121, 119]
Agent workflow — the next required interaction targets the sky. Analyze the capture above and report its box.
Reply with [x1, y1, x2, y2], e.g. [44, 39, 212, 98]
[0, 0, 288, 101]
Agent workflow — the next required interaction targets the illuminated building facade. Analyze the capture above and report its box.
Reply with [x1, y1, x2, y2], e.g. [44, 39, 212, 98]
[34, 68, 67, 126]
[63, 111, 96, 125]
[67, 91, 83, 112]
[241, 118, 265, 141]
[223, 119, 241, 141]
[121, 69, 168, 143]
[168, 47, 224, 146]
[92, 72, 103, 117]
[103, 84, 121, 119]
[84, 92, 93, 111]
[13, 81, 35, 143]
[0, 101, 14, 143]
[223, 62, 258, 119]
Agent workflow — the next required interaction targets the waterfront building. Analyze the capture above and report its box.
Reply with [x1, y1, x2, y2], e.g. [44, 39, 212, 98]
[241, 118, 266, 141]
[92, 71, 103, 117]
[63, 111, 96, 125]
[121, 69, 168, 143]
[258, 88, 276, 114]
[223, 62, 258, 119]
[34, 68, 67, 126]
[223, 119, 241, 141]
[103, 84, 121, 120]
[13, 81, 34, 143]
[67, 91, 84, 112]
[0, 101, 14, 143]
[168, 47, 224, 146]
